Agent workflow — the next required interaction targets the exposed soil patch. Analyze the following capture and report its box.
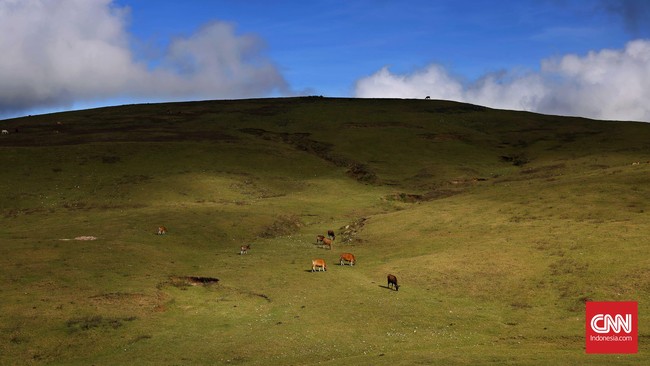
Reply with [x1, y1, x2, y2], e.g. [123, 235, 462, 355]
[386, 193, 424, 203]
[58, 236, 98, 241]
[339, 217, 367, 244]
[258, 214, 304, 238]
[88, 292, 165, 309]
[346, 163, 377, 183]
[167, 276, 220, 288]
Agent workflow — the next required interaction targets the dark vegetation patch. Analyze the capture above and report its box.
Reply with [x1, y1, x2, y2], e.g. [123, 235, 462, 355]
[520, 164, 565, 175]
[385, 186, 467, 203]
[117, 174, 153, 185]
[387, 193, 424, 203]
[66, 315, 137, 333]
[500, 153, 530, 166]
[258, 214, 304, 238]
[0, 115, 238, 146]
[101, 155, 121, 164]
[423, 103, 488, 114]
[419, 133, 466, 142]
[3, 207, 48, 218]
[60, 201, 146, 211]
[240, 128, 378, 183]
[344, 121, 424, 129]
[345, 163, 377, 183]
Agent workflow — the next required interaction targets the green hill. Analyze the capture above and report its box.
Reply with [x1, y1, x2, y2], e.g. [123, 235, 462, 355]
[1, 97, 647, 365]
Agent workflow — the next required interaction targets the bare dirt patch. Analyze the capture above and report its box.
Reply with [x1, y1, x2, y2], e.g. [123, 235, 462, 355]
[339, 217, 368, 244]
[58, 236, 98, 241]
[167, 276, 220, 288]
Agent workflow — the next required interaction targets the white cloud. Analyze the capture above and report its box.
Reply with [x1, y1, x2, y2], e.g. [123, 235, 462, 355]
[0, 0, 287, 117]
[355, 40, 650, 122]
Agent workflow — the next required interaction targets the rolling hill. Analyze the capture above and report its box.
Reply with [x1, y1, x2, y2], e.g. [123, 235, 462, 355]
[0, 97, 647, 365]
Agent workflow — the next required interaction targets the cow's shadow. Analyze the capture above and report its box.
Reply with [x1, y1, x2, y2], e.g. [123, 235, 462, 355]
[378, 285, 397, 291]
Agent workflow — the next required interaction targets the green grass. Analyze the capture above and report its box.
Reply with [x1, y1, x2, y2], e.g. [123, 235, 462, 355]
[0, 97, 648, 365]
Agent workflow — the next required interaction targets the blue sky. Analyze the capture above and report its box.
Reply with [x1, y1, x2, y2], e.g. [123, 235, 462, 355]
[2, 0, 650, 121]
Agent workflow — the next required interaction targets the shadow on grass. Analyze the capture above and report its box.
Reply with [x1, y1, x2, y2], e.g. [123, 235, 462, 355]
[379, 285, 398, 291]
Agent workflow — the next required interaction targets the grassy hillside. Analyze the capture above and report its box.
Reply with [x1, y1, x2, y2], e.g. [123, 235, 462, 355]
[0, 97, 648, 365]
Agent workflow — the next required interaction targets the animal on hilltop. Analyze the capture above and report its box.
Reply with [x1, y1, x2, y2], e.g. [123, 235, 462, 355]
[321, 237, 333, 250]
[157, 226, 168, 235]
[240, 244, 251, 255]
[339, 253, 356, 266]
[327, 230, 336, 240]
[387, 274, 399, 291]
[312, 259, 327, 272]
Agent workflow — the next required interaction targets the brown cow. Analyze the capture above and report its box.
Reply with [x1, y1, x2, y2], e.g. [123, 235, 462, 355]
[312, 259, 327, 272]
[240, 244, 250, 255]
[157, 226, 168, 235]
[339, 253, 355, 266]
[327, 230, 336, 240]
[321, 237, 333, 250]
[387, 274, 399, 291]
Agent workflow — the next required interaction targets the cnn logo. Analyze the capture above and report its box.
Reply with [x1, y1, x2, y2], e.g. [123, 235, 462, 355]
[586, 301, 638, 354]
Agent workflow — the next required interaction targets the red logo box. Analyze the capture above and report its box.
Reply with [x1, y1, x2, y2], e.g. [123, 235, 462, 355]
[586, 301, 638, 354]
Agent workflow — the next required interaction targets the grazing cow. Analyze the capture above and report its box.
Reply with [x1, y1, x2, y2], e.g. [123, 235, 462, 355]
[387, 274, 399, 291]
[1, 129, 8, 135]
[312, 259, 327, 272]
[316, 234, 325, 244]
[339, 253, 356, 266]
[321, 237, 333, 250]
[157, 226, 168, 235]
[425, 96, 431, 99]
[240, 244, 251, 255]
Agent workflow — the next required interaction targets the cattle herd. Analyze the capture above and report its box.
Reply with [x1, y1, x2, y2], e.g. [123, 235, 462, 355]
[311, 229, 398, 291]
[157, 225, 400, 291]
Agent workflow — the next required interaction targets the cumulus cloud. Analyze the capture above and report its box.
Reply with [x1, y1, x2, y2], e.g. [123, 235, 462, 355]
[355, 40, 650, 122]
[0, 0, 287, 117]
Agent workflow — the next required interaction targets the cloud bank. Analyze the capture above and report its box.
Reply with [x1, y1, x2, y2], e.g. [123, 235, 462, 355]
[356, 39, 650, 122]
[0, 0, 287, 117]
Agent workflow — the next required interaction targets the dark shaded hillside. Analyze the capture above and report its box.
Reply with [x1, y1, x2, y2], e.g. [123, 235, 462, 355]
[3, 97, 649, 191]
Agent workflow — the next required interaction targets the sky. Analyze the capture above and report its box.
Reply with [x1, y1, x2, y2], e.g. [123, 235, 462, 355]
[2, 0, 650, 121]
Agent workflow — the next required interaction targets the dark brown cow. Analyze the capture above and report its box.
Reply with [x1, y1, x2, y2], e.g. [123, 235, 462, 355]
[339, 253, 355, 266]
[312, 259, 327, 272]
[327, 230, 336, 240]
[321, 237, 332, 250]
[387, 274, 399, 291]
[157, 226, 168, 235]
[240, 244, 250, 255]
[316, 234, 325, 244]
